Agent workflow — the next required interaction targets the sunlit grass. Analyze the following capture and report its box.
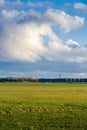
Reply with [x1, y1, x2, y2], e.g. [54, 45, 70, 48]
[0, 82, 87, 129]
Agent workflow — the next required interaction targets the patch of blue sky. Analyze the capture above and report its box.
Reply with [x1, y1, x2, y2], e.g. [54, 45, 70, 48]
[51, 25, 65, 41]
[42, 35, 52, 46]
[67, 24, 87, 46]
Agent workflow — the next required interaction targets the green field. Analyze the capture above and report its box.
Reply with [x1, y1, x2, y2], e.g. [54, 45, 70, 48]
[0, 82, 87, 130]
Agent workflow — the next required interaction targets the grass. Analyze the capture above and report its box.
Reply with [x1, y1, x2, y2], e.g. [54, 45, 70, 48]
[0, 82, 87, 129]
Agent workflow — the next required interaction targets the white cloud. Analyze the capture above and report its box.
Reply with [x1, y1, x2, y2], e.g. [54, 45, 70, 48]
[0, 23, 47, 62]
[2, 9, 19, 22]
[0, 7, 86, 63]
[74, 3, 87, 11]
[0, 0, 53, 10]
[66, 39, 79, 48]
[45, 9, 84, 32]
[1, 70, 87, 78]
[44, 43, 87, 63]
[27, 1, 54, 8]
[27, 2, 44, 7]
[1, 8, 84, 32]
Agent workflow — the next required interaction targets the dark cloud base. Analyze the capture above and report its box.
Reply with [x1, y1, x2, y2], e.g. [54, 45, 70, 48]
[0, 60, 87, 73]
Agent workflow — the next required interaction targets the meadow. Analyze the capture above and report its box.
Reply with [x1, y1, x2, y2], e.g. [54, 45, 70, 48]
[0, 82, 87, 130]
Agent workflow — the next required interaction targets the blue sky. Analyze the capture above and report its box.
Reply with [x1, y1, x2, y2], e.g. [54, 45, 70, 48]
[0, 0, 87, 78]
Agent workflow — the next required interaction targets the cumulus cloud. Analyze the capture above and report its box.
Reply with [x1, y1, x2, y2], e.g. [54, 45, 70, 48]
[74, 3, 87, 11]
[0, 0, 53, 10]
[66, 39, 79, 48]
[28, 1, 44, 7]
[44, 42, 87, 63]
[44, 9, 84, 32]
[27, 1, 53, 8]
[0, 23, 47, 61]
[0, 7, 84, 32]
[0, 3, 86, 63]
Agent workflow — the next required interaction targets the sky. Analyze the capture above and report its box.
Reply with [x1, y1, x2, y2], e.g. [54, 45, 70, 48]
[0, 0, 87, 78]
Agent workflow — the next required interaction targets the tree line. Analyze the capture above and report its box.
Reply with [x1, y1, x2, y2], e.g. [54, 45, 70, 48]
[0, 77, 38, 82]
[0, 77, 87, 82]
